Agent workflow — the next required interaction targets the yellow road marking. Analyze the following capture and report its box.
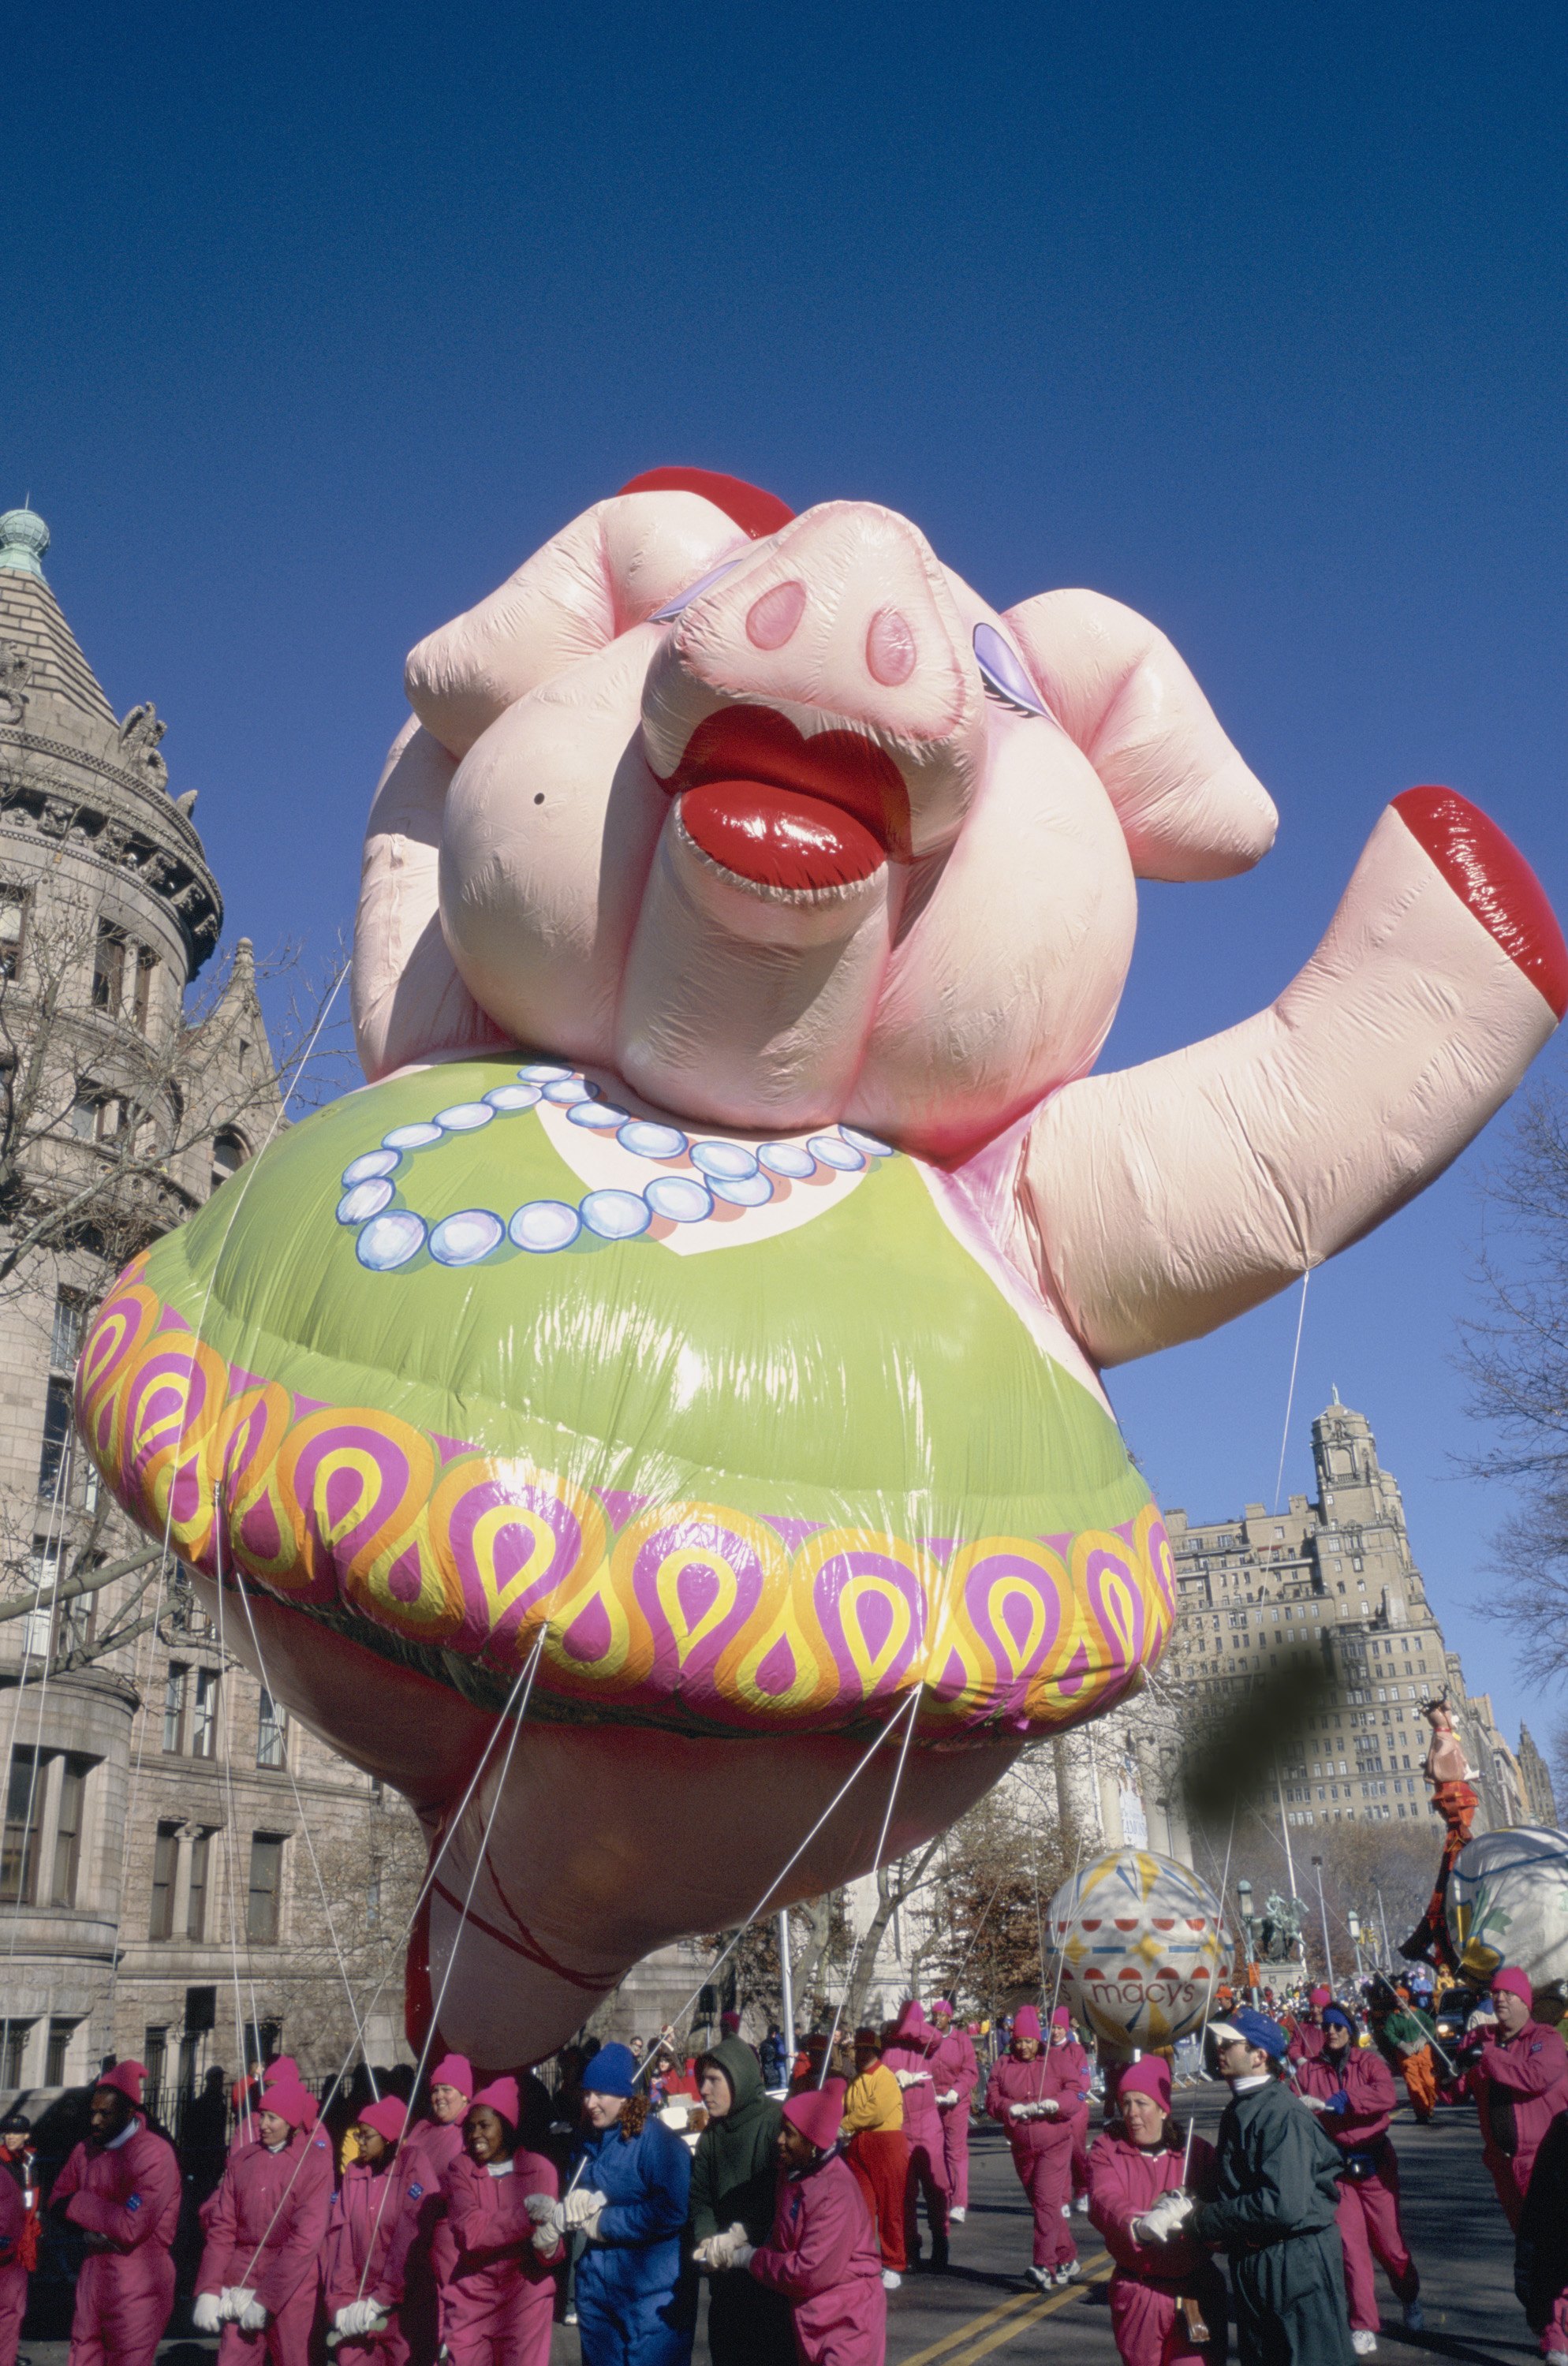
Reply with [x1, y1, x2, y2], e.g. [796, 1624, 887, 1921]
[898, 2252, 1114, 2366]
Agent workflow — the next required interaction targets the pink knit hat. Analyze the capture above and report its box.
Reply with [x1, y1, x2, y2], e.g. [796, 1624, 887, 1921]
[469, 2077, 520, 2131]
[429, 2054, 474, 2097]
[931, 1998, 954, 2015]
[95, 2060, 146, 2103]
[1013, 2006, 1041, 2042]
[1051, 2006, 1072, 2028]
[261, 2078, 315, 2130]
[1491, 1967, 1534, 2006]
[359, 2097, 408, 2144]
[782, 2080, 846, 2152]
[1118, 2057, 1172, 2110]
[1309, 1987, 1331, 2007]
[260, 2056, 301, 2087]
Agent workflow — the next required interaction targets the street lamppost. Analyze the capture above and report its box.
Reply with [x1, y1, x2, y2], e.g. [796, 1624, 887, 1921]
[1312, 1856, 1337, 1990]
[1237, 1877, 1258, 2002]
[1347, 1908, 1364, 1989]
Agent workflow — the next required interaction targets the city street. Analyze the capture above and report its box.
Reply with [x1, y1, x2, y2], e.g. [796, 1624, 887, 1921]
[15, 2081, 1535, 2366]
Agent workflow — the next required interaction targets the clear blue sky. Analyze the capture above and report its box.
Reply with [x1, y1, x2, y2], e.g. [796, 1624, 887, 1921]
[12, 4, 1566, 1740]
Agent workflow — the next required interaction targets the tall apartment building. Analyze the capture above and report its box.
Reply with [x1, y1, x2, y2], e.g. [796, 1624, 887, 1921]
[1161, 1392, 1549, 1835]
[0, 506, 407, 2101]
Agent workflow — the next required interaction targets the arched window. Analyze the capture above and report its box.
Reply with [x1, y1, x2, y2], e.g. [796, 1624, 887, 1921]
[211, 1129, 248, 1190]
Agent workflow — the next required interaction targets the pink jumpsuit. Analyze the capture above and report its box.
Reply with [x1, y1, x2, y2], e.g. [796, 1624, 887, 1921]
[371, 2120, 465, 2366]
[1051, 2036, 1092, 2199]
[1467, 2019, 1568, 2230]
[985, 2048, 1084, 2272]
[749, 2150, 886, 2366]
[439, 2152, 560, 2366]
[882, 2005, 950, 2257]
[53, 2123, 181, 2366]
[197, 2125, 335, 2366]
[1088, 2126, 1224, 2366]
[1296, 2046, 1419, 2331]
[931, 2026, 978, 2213]
[323, 2162, 409, 2366]
[0, 2165, 28, 2366]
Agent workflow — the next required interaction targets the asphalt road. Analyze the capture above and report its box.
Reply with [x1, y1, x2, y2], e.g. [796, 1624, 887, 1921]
[17, 2082, 1533, 2366]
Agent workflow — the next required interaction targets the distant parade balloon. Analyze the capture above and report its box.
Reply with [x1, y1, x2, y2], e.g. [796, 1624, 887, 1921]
[1046, 1849, 1234, 2049]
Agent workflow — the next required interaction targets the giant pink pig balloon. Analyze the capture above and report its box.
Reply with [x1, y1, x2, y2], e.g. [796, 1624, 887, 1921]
[78, 468, 1568, 2067]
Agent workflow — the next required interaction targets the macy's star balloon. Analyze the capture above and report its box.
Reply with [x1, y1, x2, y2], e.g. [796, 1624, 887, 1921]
[1046, 1849, 1234, 2051]
[77, 468, 1568, 2066]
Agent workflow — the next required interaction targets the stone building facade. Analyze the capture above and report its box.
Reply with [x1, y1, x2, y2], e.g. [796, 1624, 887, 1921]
[1160, 1392, 1548, 1837]
[0, 506, 409, 2104]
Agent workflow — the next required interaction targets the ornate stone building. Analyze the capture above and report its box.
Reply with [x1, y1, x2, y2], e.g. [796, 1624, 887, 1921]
[1160, 1393, 1544, 1838]
[0, 506, 409, 2105]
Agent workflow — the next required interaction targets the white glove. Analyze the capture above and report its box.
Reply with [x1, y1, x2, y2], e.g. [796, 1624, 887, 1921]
[219, 2290, 242, 2320]
[704, 2221, 752, 2271]
[522, 2191, 556, 2226]
[1038, 2098, 1059, 2116]
[1137, 2189, 1196, 2244]
[562, 2186, 607, 2229]
[531, 2221, 559, 2257]
[731, 2241, 755, 2270]
[938, 2091, 959, 2107]
[1298, 2092, 1327, 2111]
[237, 2295, 268, 2334]
[893, 2069, 931, 2088]
[1467, 2007, 1498, 2034]
[334, 2301, 387, 2339]
[193, 2293, 224, 2333]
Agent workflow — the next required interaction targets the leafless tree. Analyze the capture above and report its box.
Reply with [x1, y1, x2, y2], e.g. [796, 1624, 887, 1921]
[1456, 1084, 1568, 1686]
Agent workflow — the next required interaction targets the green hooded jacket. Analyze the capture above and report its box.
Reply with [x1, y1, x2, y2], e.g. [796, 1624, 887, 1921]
[688, 2038, 783, 2245]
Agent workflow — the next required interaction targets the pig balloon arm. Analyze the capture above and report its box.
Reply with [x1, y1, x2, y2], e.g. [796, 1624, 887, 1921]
[1020, 788, 1568, 1369]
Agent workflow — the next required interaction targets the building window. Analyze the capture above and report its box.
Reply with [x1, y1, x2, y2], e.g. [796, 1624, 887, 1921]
[144, 2025, 169, 2092]
[0, 2021, 32, 2086]
[51, 1756, 88, 1905]
[133, 949, 156, 1032]
[247, 1835, 285, 1944]
[37, 1375, 73, 1498]
[163, 1664, 187, 1753]
[185, 1830, 210, 1940]
[191, 1668, 218, 1760]
[211, 1129, 248, 1191]
[91, 923, 126, 1014]
[45, 2019, 77, 2086]
[149, 1822, 178, 1940]
[256, 1690, 286, 1771]
[0, 885, 26, 980]
[1, 1750, 42, 1905]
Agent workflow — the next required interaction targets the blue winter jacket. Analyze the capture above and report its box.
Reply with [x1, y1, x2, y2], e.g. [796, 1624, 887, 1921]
[573, 2113, 693, 2366]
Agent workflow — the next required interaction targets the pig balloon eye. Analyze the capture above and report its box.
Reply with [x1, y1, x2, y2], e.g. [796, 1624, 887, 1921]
[648, 556, 748, 625]
[973, 623, 1051, 718]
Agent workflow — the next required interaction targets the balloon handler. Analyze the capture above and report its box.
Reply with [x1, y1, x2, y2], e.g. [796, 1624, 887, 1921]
[1461, 1969, 1568, 2233]
[1139, 2010, 1354, 2366]
[689, 2037, 793, 2366]
[48, 2064, 181, 2366]
[192, 2077, 334, 2366]
[1296, 2006, 1422, 2352]
[701, 2084, 886, 2366]
[984, 2005, 1086, 2289]
[1088, 2055, 1225, 2366]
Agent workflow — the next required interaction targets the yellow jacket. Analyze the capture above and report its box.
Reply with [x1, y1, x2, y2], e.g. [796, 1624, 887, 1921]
[842, 2062, 904, 2136]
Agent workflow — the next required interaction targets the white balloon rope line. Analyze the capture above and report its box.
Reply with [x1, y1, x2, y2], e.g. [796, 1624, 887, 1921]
[228, 1625, 550, 2299]
[210, 1497, 269, 2100]
[943, 1863, 1011, 2006]
[1273, 1267, 1312, 1514]
[106, 961, 351, 2043]
[347, 1626, 550, 2308]
[1046, 1829, 1090, 2025]
[1182, 1805, 1238, 2181]
[223, 1518, 382, 2081]
[816, 1687, 923, 2086]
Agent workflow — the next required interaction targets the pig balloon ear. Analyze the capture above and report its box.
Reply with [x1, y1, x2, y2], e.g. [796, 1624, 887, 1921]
[1003, 588, 1277, 882]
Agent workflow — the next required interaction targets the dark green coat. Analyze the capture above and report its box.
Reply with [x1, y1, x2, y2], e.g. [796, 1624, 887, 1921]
[688, 2039, 791, 2366]
[1196, 2077, 1355, 2366]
